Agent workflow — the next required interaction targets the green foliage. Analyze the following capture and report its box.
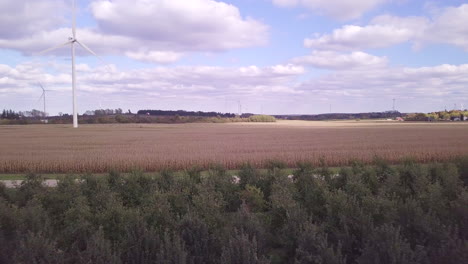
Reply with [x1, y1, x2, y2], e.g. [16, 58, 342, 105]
[13, 231, 64, 264]
[358, 225, 426, 264]
[221, 229, 269, 264]
[239, 163, 260, 188]
[404, 113, 428, 121]
[295, 221, 345, 264]
[0, 161, 467, 263]
[248, 115, 276, 122]
[77, 227, 121, 264]
[241, 185, 267, 212]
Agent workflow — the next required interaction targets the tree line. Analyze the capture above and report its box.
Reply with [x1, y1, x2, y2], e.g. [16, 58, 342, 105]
[275, 111, 402, 121]
[138, 109, 238, 118]
[406, 110, 468, 121]
[1, 108, 275, 125]
[1, 158, 467, 263]
[1, 109, 45, 119]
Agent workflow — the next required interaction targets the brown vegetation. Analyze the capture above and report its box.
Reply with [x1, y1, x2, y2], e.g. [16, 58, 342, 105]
[1, 121, 468, 173]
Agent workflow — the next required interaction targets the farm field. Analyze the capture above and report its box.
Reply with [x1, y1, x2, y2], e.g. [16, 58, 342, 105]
[1, 120, 468, 173]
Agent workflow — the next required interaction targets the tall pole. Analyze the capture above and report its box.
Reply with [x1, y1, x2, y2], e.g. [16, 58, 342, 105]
[71, 0, 78, 128]
[392, 98, 395, 111]
[72, 40, 78, 128]
[43, 91, 46, 118]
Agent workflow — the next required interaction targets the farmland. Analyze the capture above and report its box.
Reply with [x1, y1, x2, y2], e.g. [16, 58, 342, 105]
[2, 120, 468, 263]
[1, 120, 468, 173]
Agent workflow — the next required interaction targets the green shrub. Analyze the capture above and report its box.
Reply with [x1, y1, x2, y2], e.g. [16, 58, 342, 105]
[248, 115, 276, 122]
[0, 161, 466, 263]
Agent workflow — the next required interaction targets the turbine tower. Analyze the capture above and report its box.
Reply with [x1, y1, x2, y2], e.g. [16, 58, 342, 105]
[38, 83, 52, 118]
[37, 0, 102, 128]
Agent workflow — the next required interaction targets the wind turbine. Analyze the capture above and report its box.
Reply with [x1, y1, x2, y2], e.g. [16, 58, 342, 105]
[37, 0, 103, 128]
[38, 83, 52, 118]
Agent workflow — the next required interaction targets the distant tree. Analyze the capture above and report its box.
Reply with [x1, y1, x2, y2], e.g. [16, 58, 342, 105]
[358, 225, 426, 264]
[77, 227, 121, 264]
[1, 109, 20, 119]
[440, 112, 451, 120]
[12, 232, 64, 264]
[427, 113, 438, 121]
[220, 229, 269, 264]
[450, 111, 461, 118]
[404, 113, 428, 121]
[295, 221, 345, 264]
[248, 115, 276, 122]
[31, 109, 44, 118]
[179, 214, 219, 264]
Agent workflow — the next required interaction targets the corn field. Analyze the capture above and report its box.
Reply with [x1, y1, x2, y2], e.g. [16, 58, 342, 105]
[1, 121, 468, 173]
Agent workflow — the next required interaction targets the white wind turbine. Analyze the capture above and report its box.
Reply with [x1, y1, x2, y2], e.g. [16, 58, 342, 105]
[38, 83, 52, 118]
[37, 0, 103, 128]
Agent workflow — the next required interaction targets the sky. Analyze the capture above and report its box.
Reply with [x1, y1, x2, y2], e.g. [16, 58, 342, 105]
[1, 0, 468, 115]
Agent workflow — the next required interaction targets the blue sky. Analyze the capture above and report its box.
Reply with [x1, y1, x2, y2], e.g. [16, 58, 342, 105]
[1, 0, 468, 115]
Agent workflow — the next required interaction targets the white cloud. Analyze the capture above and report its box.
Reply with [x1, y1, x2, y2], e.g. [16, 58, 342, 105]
[0, 0, 66, 39]
[304, 16, 428, 51]
[0, 62, 304, 100]
[272, 0, 387, 20]
[423, 4, 468, 51]
[298, 63, 468, 103]
[90, 0, 269, 51]
[304, 4, 468, 51]
[125, 51, 184, 64]
[272, 0, 299, 8]
[292, 51, 387, 69]
[0, 0, 269, 63]
[2, 61, 468, 114]
[271, 64, 305, 74]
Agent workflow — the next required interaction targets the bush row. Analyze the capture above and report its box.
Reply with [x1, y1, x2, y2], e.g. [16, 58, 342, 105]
[1, 158, 467, 263]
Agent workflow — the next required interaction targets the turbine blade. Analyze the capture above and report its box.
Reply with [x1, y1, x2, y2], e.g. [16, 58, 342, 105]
[77, 40, 114, 73]
[76, 40, 110, 69]
[72, 0, 76, 38]
[38, 92, 44, 102]
[35, 41, 72, 56]
[76, 40, 99, 58]
[38, 82, 45, 92]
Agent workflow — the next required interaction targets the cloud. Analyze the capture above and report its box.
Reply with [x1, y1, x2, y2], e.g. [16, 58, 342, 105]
[0, 0, 269, 63]
[90, 0, 269, 51]
[125, 51, 184, 64]
[271, 64, 305, 74]
[2, 60, 467, 114]
[0, 0, 66, 39]
[297, 63, 468, 102]
[423, 4, 468, 51]
[0, 62, 304, 100]
[303, 4, 468, 51]
[292, 50, 388, 69]
[304, 16, 428, 51]
[272, 0, 387, 20]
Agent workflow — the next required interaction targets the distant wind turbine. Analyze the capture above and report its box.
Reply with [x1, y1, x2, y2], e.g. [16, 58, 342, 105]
[36, 0, 104, 128]
[38, 83, 52, 118]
